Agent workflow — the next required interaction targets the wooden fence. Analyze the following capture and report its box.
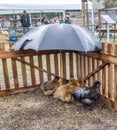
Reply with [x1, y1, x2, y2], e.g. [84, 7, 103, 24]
[0, 42, 117, 109]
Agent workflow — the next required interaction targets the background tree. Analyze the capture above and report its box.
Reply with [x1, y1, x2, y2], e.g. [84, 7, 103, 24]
[103, 0, 117, 8]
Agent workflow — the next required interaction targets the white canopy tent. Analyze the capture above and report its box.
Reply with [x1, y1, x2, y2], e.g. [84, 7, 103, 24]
[0, 0, 92, 14]
[0, 0, 94, 28]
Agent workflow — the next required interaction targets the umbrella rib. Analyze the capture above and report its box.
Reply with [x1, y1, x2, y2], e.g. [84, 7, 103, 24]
[71, 26, 87, 51]
[19, 39, 33, 50]
[37, 25, 50, 50]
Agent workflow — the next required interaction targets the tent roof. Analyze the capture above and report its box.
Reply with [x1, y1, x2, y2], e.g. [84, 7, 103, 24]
[0, 4, 86, 10]
[0, 0, 92, 13]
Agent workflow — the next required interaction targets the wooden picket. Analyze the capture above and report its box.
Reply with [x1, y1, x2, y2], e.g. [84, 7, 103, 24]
[0, 41, 117, 109]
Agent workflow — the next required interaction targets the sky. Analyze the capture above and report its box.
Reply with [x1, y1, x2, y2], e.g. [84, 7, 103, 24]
[0, 0, 82, 5]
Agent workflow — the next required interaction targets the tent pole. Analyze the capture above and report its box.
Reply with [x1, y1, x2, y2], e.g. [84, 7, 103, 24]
[91, 0, 94, 32]
[86, 1, 89, 30]
[107, 23, 110, 43]
[29, 12, 32, 27]
[40, 10, 42, 19]
[63, 10, 65, 23]
[82, 1, 86, 27]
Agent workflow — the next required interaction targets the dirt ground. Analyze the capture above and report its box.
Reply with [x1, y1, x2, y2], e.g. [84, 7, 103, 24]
[0, 88, 117, 130]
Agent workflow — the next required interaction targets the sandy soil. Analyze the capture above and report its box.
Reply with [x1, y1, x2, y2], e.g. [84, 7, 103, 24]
[0, 88, 117, 130]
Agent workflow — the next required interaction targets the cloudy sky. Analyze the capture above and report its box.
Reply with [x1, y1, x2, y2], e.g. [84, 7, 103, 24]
[0, 0, 81, 5]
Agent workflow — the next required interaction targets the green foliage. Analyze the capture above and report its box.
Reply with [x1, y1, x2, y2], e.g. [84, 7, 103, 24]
[103, 0, 117, 8]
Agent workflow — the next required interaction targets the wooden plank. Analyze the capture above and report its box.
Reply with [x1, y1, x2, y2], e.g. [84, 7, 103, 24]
[102, 43, 108, 97]
[102, 43, 105, 53]
[102, 63, 107, 96]
[54, 53, 59, 76]
[2, 59, 10, 90]
[102, 42, 107, 53]
[46, 54, 51, 80]
[79, 55, 82, 78]
[62, 52, 66, 79]
[115, 65, 117, 101]
[77, 52, 117, 65]
[38, 55, 43, 83]
[0, 85, 39, 96]
[20, 57, 27, 87]
[114, 45, 117, 56]
[84, 62, 108, 82]
[0, 50, 61, 58]
[97, 28, 117, 33]
[84, 56, 88, 85]
[1, 50, 117, 65]
[0, 42, 5, 51]
[81, 55, 85, 78]
[114, 45, 117, 101]
[108, 44, 114, 100]
[87, 57, 90, 85]
[97, 60, 103, 94]
[73, 53, 77, 79]
[108, 44, 113, 55]
[94, 59, 97, 81]
[92, 59, 95, 81]
[89, 58, 93, 86]
[29, 56, 36, 86]
[102, 44, 108, 96]
[11, 58, 19, 88]
[69, 52, 73, 78]
[76, 53, 78, 79]
[9, 42, 14, 50]
[1, 44, 10, 90]
[108, 64, 114, 99]
[97, 60, 102, 81]
[77, 54, 81, 78]
[9, 85, 39, 94]
[15, 57, 56, 76]
[9, 42, 19, 89]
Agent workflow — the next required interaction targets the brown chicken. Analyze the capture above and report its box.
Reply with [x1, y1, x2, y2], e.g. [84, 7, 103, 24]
[40, 76, 69, 96]
[53, 78, 84, 102]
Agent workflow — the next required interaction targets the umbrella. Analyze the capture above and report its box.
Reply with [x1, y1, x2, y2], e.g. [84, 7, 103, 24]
[12, 24, 102, 52]
[12, 24, 102, 85]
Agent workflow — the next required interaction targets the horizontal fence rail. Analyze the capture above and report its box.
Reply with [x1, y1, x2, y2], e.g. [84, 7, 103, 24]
[0, 42, 117, 109]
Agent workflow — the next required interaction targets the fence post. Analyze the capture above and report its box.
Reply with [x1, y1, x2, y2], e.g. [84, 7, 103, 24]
[108, 44, 114, 100]
[0, 42, 10, 90]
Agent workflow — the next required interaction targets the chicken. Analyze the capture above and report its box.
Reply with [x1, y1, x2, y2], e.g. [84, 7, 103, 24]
[40, 76, 60, 96]
[53, 78, 83, 102]
[40, 76, 69, 96]
[78, 77, 85, 86]
[71, 81, 101, 110]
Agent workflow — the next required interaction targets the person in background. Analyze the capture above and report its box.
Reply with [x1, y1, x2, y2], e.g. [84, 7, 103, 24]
[21, 10, 30, 33]
[59, 16, 64, 24]
[41, 17, 49, 25]
[65, 15, 71, 24]
[53, 16, 59, 24]
[16, 15, 22, 28]
[36, 18, 41, 26]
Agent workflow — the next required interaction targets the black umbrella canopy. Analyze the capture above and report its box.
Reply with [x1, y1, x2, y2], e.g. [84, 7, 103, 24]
[12, 24, 102, 52]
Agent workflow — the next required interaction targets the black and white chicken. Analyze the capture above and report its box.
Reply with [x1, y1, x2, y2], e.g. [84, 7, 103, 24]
[71, 81, 101, 110]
